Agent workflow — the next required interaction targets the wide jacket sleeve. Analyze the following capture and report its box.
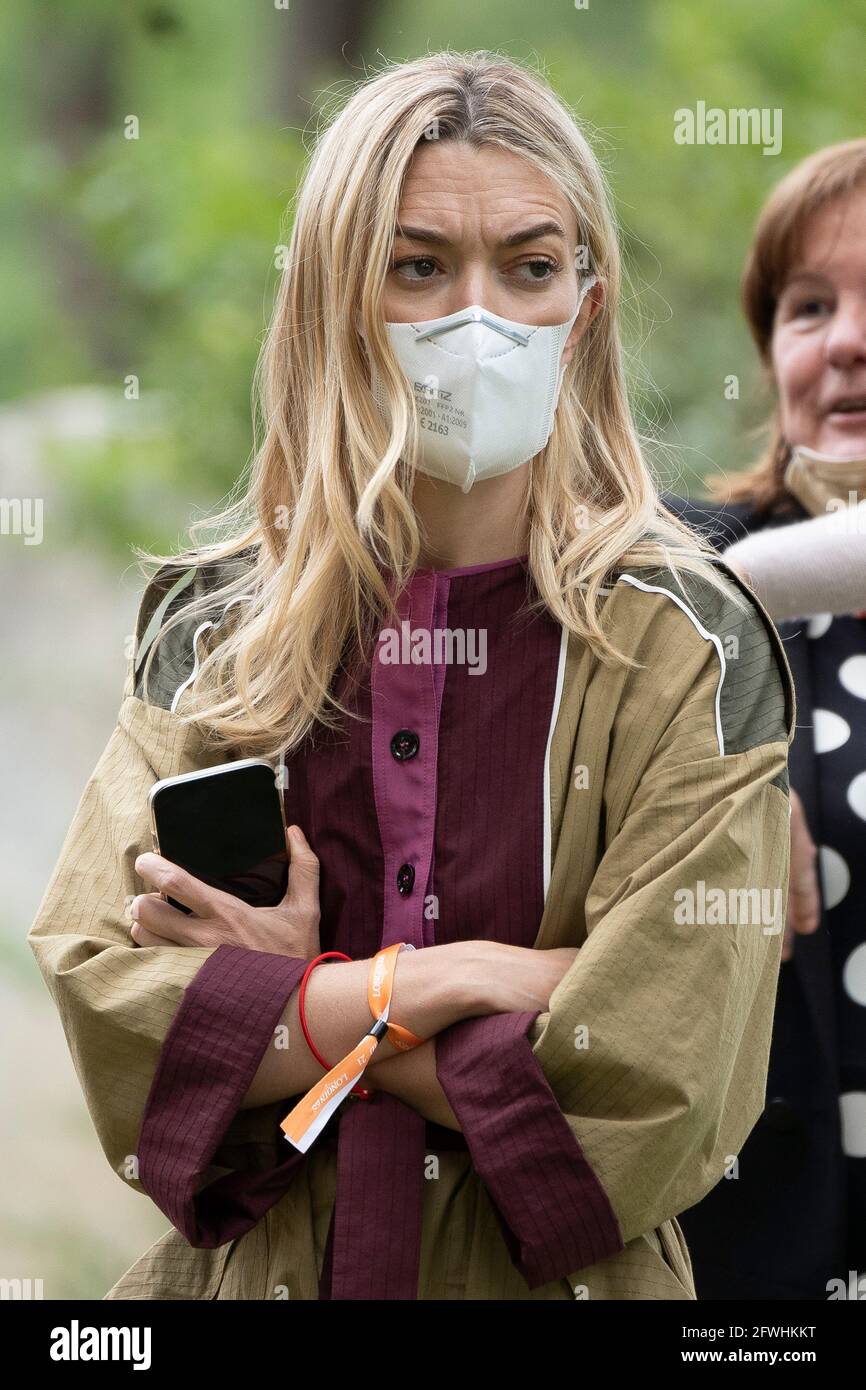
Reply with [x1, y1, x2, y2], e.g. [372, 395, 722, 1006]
[27, 568, 312, 1248]
[436, 563, 796, 1290]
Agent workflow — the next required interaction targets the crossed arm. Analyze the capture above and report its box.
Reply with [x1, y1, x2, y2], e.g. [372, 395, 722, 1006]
[239, 940, 575, 1129]
[129, 836, 577, 1133]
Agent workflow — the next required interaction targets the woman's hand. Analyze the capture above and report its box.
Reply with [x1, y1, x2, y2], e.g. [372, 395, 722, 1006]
[129, 824, 320, 959]
[469, 941, 580, 1014]
[368, 944, 582, 1130]
[782, 787, 821, 962]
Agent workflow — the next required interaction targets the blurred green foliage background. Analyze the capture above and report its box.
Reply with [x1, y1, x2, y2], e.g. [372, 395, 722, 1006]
[4, 0, 865, 556]
[2, 0, 863, 1300]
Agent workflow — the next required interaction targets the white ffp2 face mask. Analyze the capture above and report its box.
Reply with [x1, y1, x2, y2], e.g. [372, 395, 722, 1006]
[365, 275, 597, 493]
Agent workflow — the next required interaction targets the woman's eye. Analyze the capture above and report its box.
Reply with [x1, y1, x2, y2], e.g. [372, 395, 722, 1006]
[392, 257, 439, 281]
[513, 257, 559, 283]
[788, 296, 831, 319]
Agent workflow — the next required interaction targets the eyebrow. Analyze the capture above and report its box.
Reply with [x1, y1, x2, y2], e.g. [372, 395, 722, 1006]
[781, 270, 833, 288]
[395, 219, 568, 249]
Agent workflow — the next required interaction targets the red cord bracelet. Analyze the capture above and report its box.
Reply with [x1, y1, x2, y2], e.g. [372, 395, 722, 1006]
[298, 951, 371, 1101]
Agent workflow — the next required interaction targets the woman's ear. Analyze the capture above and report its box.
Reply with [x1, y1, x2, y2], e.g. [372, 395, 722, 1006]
[561, 278, 604, 369]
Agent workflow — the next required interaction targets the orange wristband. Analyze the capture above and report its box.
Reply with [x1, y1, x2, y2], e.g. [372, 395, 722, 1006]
[280, 942, 426, 1153]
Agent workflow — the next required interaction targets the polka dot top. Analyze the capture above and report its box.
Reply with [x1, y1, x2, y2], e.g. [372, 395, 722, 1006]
[807, 609, 866, 1263]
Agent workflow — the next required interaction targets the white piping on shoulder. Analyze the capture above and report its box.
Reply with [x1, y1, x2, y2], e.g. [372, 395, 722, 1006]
[542, 623, 570, 901]
[616, 572, 726, 757]
[170, 595, 253, 714]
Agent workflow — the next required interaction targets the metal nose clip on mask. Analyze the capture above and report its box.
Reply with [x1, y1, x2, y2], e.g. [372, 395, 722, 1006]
[366, 273, 598, 493]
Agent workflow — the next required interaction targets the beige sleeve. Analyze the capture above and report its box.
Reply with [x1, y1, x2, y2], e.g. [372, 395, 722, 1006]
[27, 681, 222, 1193]
[26, 575, 282, 1195]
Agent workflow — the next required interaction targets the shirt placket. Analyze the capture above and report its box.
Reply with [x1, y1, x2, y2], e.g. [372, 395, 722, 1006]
[326, 569, 450, 1300]
[371, 570, 449, 949]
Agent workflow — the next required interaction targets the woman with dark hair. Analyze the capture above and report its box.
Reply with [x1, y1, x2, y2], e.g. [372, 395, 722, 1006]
[667, 138, 866, 1300]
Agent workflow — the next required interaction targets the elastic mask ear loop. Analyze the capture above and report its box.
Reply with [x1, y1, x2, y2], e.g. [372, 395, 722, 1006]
[554, 268, 598, 408]
[573, 238, 598, 314]
[574, 270, 598, 316]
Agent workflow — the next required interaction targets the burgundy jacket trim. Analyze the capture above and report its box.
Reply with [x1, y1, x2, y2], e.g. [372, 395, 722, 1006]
[435, 1010, 624, 1289]
[138, 943, 311, 1246]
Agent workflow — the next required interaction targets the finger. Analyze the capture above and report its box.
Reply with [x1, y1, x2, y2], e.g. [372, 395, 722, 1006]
[130, 922, 172, 948]
[789, 907, 821, 933]
[283, 825, 320, 912]
[790, 810, 817, 864]
[130, 891, 210, 946]
[134, 851, 231, 918]
[788, 803, 821, 937]
[780, 922, 795, 963]
[787, 860, 821, 936]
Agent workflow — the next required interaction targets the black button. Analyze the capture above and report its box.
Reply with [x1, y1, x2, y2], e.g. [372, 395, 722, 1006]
[390, 729, 420, 761]
[763, 1096, 799, 1133]
[396, 863, 415, 895]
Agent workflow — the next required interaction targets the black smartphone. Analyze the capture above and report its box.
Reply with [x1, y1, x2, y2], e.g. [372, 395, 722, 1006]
[147, 758, 289, 914]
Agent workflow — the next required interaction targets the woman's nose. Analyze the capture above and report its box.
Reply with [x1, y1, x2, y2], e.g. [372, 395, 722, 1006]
[446, 271, 499, 316]
[825, 295, 866, 369]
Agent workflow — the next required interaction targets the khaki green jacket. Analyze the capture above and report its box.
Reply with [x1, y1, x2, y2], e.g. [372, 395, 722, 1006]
[28, 553, 795, 1300]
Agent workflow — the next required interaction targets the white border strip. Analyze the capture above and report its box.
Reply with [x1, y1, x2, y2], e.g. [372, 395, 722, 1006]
[171, 619, 216, 714]
[170, 595, 254, 714]
[616, 573, 726, 756]
[542, 624, 570, 900]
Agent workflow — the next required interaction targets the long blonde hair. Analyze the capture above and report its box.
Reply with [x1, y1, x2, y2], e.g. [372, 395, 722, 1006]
[137, 49, 747, 763]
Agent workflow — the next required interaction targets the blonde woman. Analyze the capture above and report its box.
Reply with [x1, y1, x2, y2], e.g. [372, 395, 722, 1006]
[29, 51, 794, 1302]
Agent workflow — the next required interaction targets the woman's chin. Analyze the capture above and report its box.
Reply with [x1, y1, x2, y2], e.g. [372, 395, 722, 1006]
[816, 418, 866, 457]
